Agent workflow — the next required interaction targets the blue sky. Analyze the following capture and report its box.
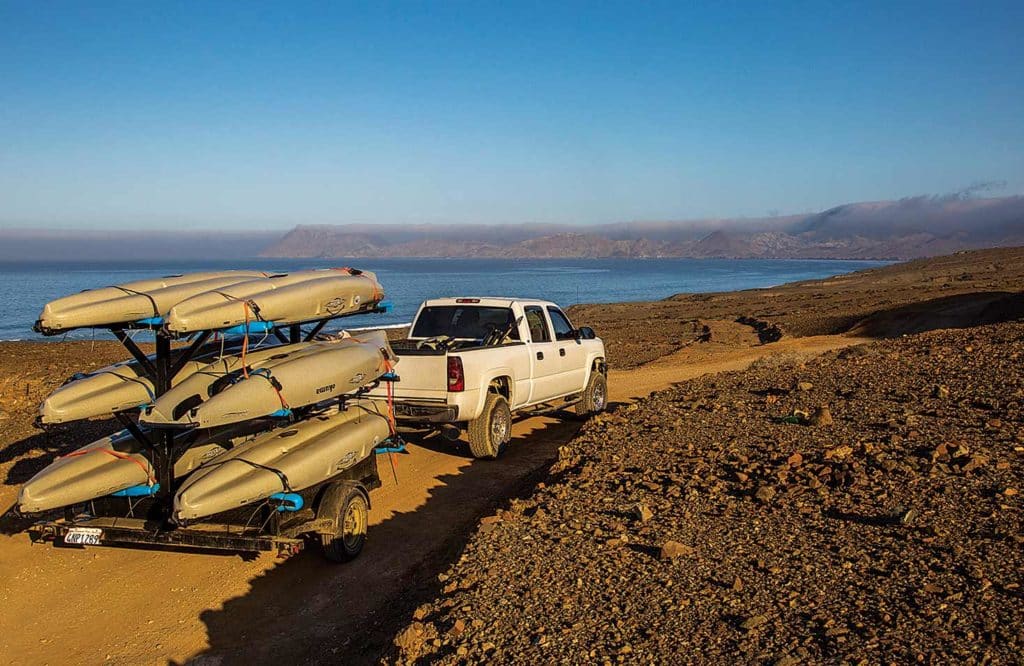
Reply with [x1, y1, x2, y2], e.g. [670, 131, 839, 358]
[1, 1, 1022, 230]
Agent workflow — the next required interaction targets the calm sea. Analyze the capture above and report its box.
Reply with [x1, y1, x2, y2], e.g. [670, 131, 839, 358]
[0, 258, 887, 341]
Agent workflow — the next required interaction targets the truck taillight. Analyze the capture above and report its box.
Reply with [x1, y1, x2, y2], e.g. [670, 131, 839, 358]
[447, 357, 465, 392]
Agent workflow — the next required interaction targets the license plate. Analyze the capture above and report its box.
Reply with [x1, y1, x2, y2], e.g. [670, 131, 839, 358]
[64, 527, 102, 546]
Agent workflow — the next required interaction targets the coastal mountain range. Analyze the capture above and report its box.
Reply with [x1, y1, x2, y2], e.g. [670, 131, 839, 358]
[2, 194, 1022, 261]
[262, 194, 1024, 260]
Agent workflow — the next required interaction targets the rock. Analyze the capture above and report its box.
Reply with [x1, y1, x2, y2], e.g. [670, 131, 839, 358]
[961, 455, 987, 473]
[796, 381, 814, 391]
[450, 619, 466, 636]
[741, 614, 768, 630]
[809, 405, 833, 426]
[787, 452, 803, 467]
[633, 504, 654, 522]
[754, 486, 776, 503]
[932, 385, 950, 399]
[825, 445, 853, 460]
[660, 541, 695, 559]
[394, 623, 427, 655]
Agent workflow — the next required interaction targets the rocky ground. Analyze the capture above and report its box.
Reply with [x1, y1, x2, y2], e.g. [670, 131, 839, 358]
[389, 322, 1024, 664]
[569, 246, 1024, 368]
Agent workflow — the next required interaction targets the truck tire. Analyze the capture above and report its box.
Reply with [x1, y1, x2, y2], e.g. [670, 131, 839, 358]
[575, 370, 607, 417]
[320, 486, 368, 562]
[467, 393, 511, 459]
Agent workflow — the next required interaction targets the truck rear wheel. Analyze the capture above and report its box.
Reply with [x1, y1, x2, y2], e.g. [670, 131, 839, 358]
[575, 371, 607, 417]
[467, 393, 511, 459]
[320, 486, 368, 562]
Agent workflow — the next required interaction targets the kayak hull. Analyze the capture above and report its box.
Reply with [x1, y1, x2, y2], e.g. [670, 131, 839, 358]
[165, 270, 383, 334]
[17, 426, 252, 514]
[35, 271, 266, 334]
[173, 402, 390, 522]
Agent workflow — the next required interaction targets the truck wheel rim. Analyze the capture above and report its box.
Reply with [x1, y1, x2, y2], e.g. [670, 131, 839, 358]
[593, 381, 606, 410]
[342, 498, 367, 549]
[491, 409, 509, 445]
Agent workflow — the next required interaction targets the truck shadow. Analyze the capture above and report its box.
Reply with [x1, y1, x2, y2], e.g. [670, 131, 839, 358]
[185, 415, 587, 665]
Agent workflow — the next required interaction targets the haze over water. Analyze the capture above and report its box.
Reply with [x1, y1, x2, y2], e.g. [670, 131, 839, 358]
[0, 258, 886, 341]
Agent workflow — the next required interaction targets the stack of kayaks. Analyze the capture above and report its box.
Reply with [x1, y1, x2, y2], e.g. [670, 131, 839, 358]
[34, 267, 384, 336]
[17, 268, 397, 522]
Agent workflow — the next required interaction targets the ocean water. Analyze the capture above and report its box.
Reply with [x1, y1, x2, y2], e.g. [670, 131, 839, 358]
[0, 258, 887, 341]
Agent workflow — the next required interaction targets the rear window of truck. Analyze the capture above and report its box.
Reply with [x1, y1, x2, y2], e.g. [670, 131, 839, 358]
[411, 306, 521, 340]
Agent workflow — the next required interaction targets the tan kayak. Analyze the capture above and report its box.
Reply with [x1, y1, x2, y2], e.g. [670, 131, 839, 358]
[173, 401, 391, 522]
[35, 270, 267, 334]
[139, 341, 322, 427]
[165, 268, 383, 334]
[37, 342, 247, 425]
[17, 425, 257, 514]
[140, 331, 396, 430]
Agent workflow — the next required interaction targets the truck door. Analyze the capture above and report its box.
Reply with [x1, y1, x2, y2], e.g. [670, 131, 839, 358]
[547, 306, 588, 395]
[524, 305, 560, 403]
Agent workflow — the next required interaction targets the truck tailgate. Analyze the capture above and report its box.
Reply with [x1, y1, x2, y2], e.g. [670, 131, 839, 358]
[367, 353, 450, 401]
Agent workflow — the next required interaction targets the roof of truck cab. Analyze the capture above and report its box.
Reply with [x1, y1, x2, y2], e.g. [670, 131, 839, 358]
[418, 297, 560, 309]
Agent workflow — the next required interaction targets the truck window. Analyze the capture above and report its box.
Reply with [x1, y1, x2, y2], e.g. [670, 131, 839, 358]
[524, 306, 551, 342]
[547, 307, 575, 341]
[411, 306, 520, 340]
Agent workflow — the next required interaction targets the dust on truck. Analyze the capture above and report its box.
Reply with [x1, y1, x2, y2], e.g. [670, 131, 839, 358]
[368, 297, 606, 458]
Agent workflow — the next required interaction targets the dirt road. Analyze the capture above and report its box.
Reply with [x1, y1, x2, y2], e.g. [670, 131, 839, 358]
[0, 334, 865, 665]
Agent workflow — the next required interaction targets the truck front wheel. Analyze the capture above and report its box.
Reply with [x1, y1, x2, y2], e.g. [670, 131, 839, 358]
[467, 393, 511, 459]
[575, 371, 607, 417]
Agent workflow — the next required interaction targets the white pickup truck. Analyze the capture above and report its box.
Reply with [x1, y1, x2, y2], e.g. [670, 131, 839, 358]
[368, 297, 606, 458]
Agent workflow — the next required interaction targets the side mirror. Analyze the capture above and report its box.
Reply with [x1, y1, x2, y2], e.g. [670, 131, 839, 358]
[575, 326, 595, 340]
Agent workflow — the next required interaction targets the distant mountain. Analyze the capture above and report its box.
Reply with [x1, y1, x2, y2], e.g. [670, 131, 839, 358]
[262, 195, 1024, 260]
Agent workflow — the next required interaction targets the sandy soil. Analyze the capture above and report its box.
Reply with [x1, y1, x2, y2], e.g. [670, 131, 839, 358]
[0, 331, 862, 665]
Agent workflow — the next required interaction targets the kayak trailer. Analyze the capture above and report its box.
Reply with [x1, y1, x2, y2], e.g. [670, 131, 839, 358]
[24, 275, 398, 562]
[29, 454, 382, 559]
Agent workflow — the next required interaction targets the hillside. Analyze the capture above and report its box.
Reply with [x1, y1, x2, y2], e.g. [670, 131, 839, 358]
[261, 195, 1024, 260]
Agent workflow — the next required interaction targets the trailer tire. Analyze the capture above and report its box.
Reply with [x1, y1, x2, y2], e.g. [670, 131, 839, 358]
[575, 370, 607, 417]
[467, 393, 511, 459]
[320, 486, 368, 562]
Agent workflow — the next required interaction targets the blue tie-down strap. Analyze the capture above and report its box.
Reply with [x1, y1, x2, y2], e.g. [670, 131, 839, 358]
[222, 320, 276, 337]
[375, 437, 407, 455]
[111, 483, 161, 497]
[269, 492, 304, 512]
[376, 300, 394, 313]
[380, 371, 400, 382]
[135, 316, 164, 326]
[269, 408, 293, 418]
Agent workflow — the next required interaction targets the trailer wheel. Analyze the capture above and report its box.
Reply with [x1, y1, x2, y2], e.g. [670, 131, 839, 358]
[467, 393, 511, 459]
[320, 486, 368, 562]
[575, 370, 607, 417]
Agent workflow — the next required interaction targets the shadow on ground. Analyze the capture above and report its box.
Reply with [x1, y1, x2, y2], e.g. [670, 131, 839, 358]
[847, 291, 1024, 338]
[185, 413, 590, 665]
